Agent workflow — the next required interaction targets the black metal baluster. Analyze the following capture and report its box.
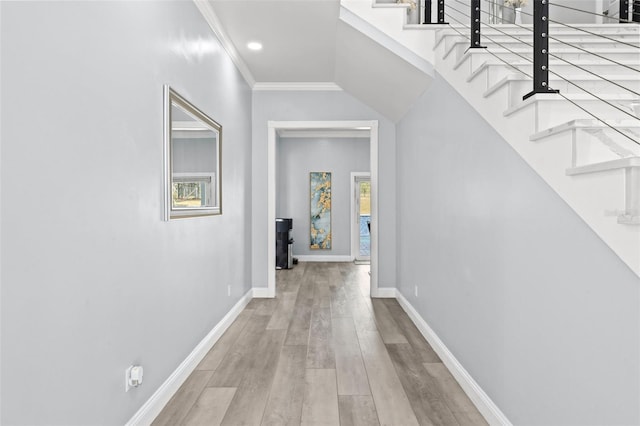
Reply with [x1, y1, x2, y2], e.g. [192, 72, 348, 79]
[524, 0, 559, 100]
[470, 0, 486, 48]
[620, 0, 630, 23]
[424, 0, 432, 23]
[633, 0, 640, 22]
[423, 0, 447, 25]
[437, 0, 447, 23]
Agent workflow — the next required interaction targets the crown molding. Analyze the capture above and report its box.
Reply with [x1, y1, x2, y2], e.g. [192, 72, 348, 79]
[253, 82, 343, 91]
[193, 0, 256, 88]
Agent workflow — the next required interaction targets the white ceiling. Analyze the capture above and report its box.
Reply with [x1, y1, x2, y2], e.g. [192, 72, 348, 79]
[201, 0, 434, 121]
[206, 0, 340, 83]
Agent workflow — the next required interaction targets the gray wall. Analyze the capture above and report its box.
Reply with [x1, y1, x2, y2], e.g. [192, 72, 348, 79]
[0, 2, 252, 425]
[252, 90, 397, 288]
[276, 137, 370, 257]
[173, 137, 217, 174]
[396, 73, 640, 424]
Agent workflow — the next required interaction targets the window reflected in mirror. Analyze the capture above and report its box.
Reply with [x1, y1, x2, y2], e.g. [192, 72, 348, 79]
[164, 86, 221, 219]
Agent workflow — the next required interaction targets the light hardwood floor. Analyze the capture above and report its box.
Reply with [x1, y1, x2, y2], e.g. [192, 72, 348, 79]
[152, 262, 487, 426]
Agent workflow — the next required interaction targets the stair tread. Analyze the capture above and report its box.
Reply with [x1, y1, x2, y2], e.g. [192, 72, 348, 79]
[404, 24, 450, 30]
[567, 157, 640, 175]
[372, 2, 410, 8]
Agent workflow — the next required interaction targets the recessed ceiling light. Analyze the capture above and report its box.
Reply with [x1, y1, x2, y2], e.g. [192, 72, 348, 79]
[247, 41, 263, 51]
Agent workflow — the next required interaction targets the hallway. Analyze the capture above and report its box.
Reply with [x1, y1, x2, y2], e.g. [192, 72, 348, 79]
[152, 262, 487, 425]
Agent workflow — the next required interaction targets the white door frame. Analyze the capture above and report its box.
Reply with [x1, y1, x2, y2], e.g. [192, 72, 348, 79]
[266, 120, 380, 297]
[351, 172, 371, 262]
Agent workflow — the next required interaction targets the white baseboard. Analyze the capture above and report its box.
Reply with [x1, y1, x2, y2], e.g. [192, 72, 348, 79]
[372, 287, 397, 298]
[395, 291, 512, 426]
[252, 287, 275, 298]
[125, 289, 253, 426]
[295, 255, 353, 262]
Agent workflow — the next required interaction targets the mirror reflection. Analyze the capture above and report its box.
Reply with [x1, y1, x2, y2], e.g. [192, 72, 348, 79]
[164, 86, 221, 219]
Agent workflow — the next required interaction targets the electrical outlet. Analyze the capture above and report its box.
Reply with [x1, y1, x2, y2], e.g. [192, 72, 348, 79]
[414, 285, 418, 298]
[227, 285, 231, 297]
[125, 365, 143, 392]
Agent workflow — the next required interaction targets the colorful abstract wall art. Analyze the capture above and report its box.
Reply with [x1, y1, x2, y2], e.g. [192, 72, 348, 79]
[310, 172, 331, 250]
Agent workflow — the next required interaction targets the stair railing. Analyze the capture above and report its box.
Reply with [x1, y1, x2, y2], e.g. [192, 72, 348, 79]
[427, 0, 640, 147]
[423, 0, 448, 24]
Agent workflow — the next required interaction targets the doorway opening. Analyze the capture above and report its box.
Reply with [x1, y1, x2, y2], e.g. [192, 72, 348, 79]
[351, 173, 371, 263]
[266, 120, 380, 298]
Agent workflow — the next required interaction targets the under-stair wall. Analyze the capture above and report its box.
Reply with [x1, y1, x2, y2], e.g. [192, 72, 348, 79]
[397, 69, 640, 426]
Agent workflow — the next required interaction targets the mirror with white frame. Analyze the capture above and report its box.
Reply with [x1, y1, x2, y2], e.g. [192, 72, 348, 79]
[164, 86, 222, 220]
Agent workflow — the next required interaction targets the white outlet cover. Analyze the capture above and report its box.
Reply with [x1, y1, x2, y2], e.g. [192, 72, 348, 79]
[125, 365, 143, 392]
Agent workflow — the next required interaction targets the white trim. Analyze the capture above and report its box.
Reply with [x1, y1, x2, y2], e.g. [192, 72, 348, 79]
[278, 129, 370, 139]
[372, 3, 411, 8]
[267, 120, 379, 299]
[253, 82, 343, 91]
[253, 287, 275, 298]
[351, 172, 371, 263]
[193, 0, 256, 88]
[395, 291, 512, 426]
[267, 125, 277, 297]
[295, 255, 353, 262]
[369, 123, 379, 299]
[373, 287, 397, 298]
[125, 289, 253, 426]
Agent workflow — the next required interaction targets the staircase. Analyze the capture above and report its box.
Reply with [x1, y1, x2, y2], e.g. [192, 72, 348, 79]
[340, 1, 640, 276]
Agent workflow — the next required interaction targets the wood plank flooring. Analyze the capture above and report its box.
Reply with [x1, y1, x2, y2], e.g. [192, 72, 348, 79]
[152, 262, 487, 426]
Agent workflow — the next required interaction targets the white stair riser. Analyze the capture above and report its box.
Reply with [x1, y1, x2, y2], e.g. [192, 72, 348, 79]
[473, 38, 640, 48]
[446, 38, 640, 53]
[572, 130, 640, 166]
[439, 32, 640, 43]
[530, 125, 639, 166]
[450, 42, 640, 60]
[437, 29, 640, 46]
[455, 47, 640, 65]
[624, 167, 640, 220]
[498, 80, 640, 106]
[454, 51, 639, 76]
[507, 99, 639, 131]
[472, 64, 640, 89]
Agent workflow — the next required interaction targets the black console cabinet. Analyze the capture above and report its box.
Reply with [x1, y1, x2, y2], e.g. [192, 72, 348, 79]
[276, 218, 293, 269]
